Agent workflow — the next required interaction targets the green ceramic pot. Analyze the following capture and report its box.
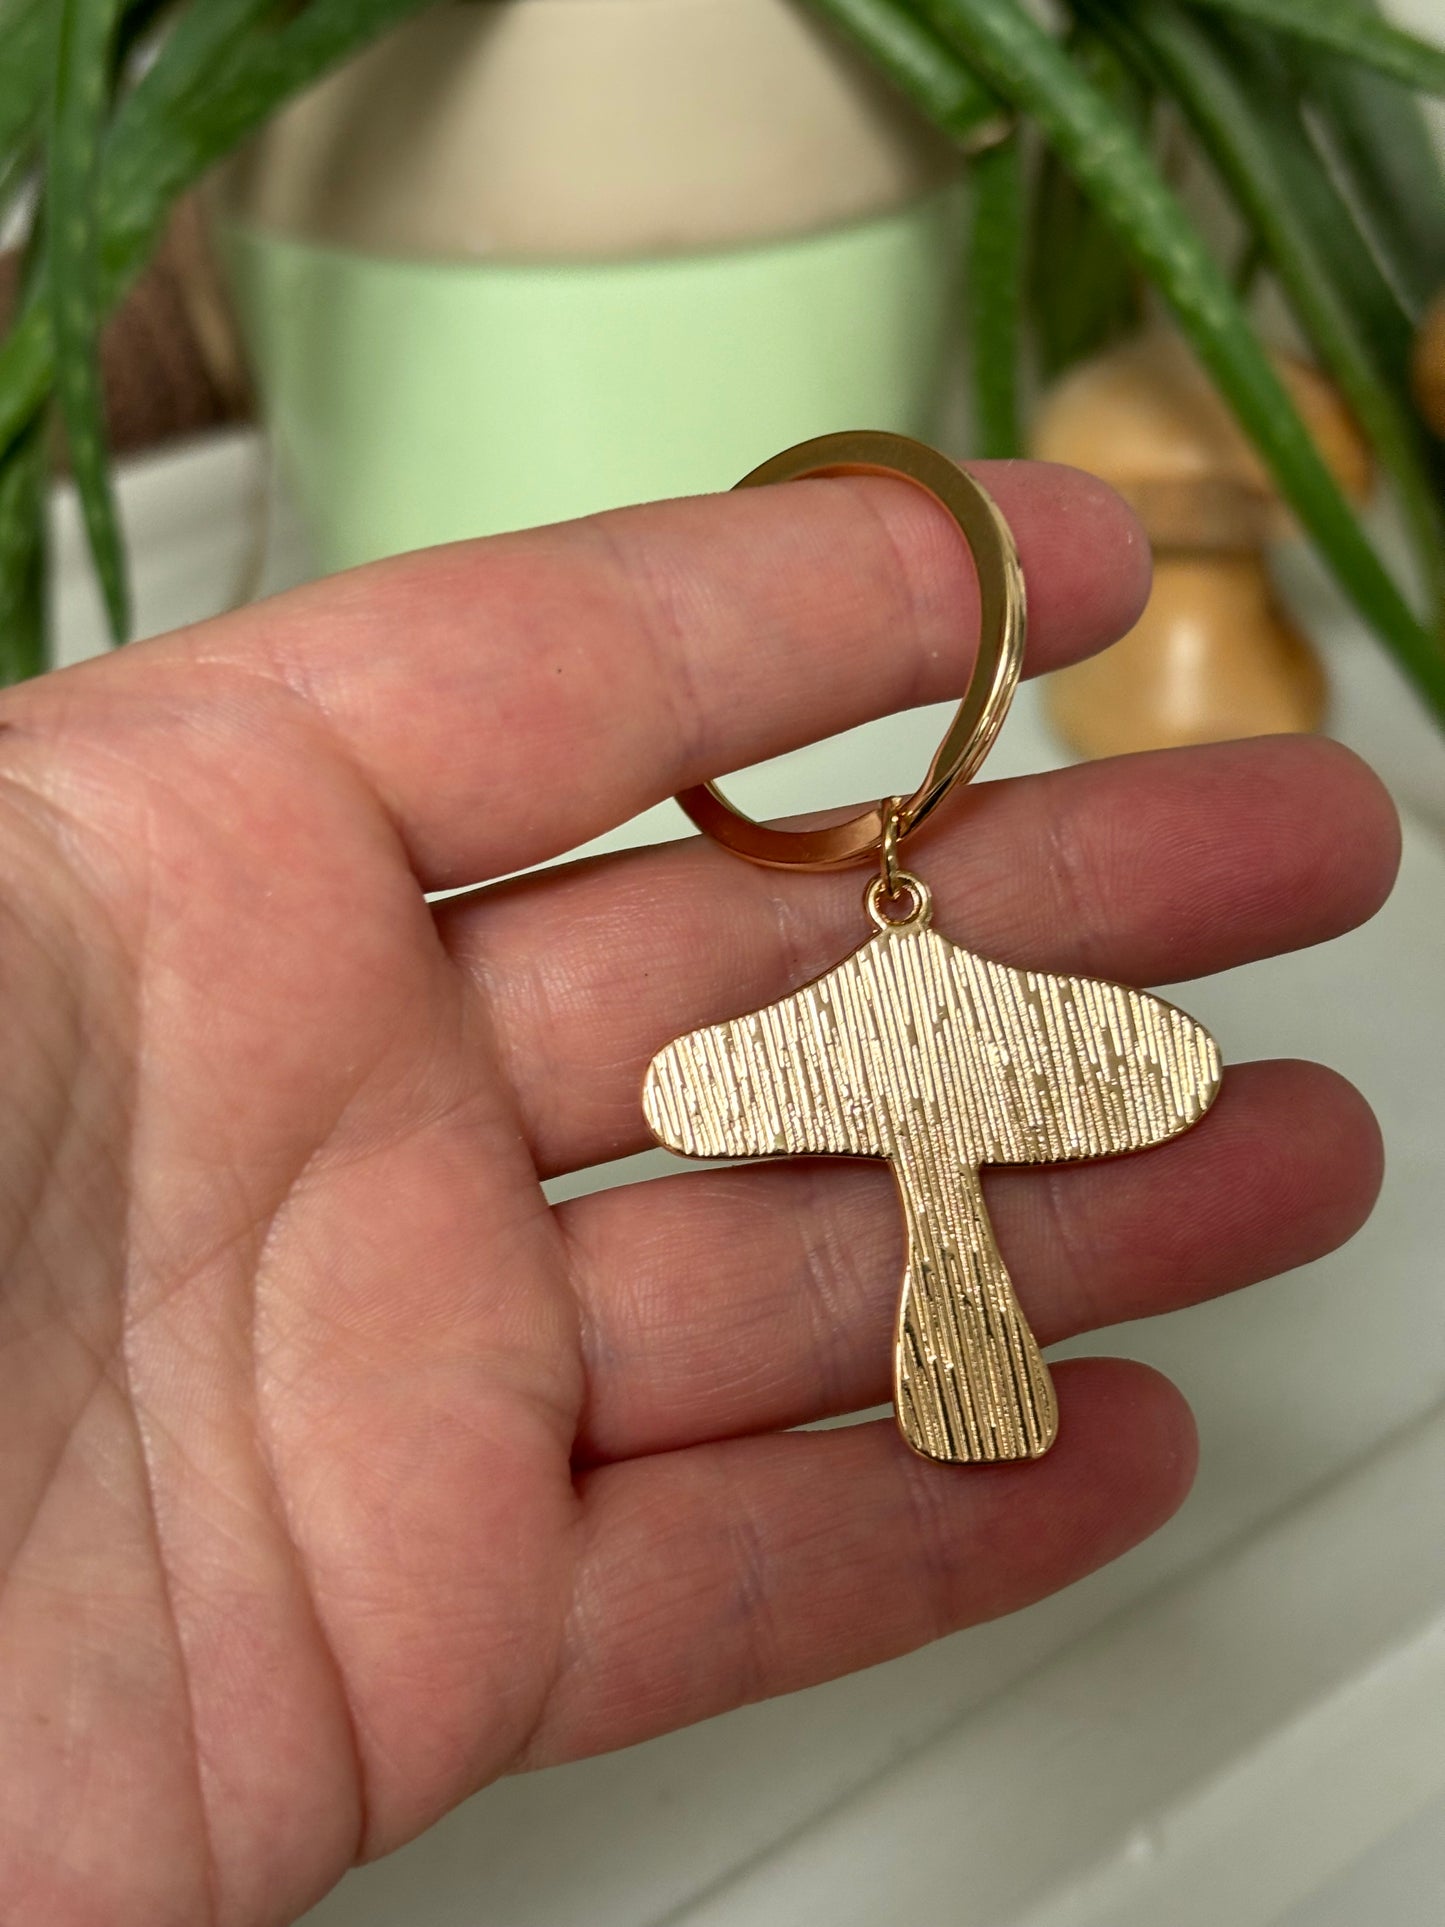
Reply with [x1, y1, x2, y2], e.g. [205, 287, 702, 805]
[224, 188, 966, 572]
[219, 0, 968, 570]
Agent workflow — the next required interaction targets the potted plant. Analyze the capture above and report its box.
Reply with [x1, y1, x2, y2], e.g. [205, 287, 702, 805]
[1, 0, 1443, 740]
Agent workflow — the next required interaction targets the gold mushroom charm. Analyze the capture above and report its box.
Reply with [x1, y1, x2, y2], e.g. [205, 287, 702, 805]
[1034, 331, 1372, 760]
[645, 875, 1219, 1465]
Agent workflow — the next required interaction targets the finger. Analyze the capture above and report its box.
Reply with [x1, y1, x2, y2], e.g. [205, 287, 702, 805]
[446, 734, 1400, 1176]
[523, 1359, 1194, 1767]
[560, 1060, 1380, 1461]
[26, 463, 1146, 888]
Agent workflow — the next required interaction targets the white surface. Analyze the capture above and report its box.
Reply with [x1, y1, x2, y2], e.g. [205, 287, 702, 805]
[1275, 1792, 1445, 1927]
[679, 1402, 1445, 1927]
[55, 431, 1445, 1927]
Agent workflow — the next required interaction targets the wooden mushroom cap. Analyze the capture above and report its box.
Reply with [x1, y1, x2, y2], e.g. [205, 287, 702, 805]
[1412, 291, 1445, 440]
[1031, 331, 1372, 548]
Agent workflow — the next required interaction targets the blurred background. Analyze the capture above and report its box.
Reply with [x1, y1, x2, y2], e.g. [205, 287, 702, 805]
[4, 0, 1445, 1920]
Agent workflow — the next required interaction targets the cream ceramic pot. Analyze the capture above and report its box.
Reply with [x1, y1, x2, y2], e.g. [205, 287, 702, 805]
[219, 0, 969, 570]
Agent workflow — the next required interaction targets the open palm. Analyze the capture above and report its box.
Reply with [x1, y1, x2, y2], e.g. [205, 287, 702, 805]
[0, 464, 1395, 1927]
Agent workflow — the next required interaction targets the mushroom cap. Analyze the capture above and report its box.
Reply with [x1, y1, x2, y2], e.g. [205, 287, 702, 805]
[1031, 331, 1373, 547]
[1412, 290, 1445, 439]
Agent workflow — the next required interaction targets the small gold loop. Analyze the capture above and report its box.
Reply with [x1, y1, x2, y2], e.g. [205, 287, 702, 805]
[865, 870, 933, 932]
[677, 430, 1026, 873]
[880, 796, 905, 899]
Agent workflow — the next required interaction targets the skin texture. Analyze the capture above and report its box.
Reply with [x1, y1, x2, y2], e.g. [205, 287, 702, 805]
[0, 464, 1397, 1927]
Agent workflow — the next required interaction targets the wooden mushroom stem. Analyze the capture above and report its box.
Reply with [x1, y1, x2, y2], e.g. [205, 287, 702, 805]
[1031, 330, 1370, 756]
[1046, 550, 1326, 758]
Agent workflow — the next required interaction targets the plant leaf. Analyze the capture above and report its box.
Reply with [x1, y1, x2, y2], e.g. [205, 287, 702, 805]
[1080, 0, 1413, 378]
[0, 0, 49, 162]
[876, 0, 1445, 722]
[1255, 87, 1415, 389]
[0, 0, 267, 459]
[967, 132, 1025, 456]
[1182, 10, 1437, 348]
[1126, 2, 1442, 604]
[1310, 53, 1445, 317]
[4, 1, 439, 450]
[99, 0, 292, 253]
[0, 0, 436, 560]
[803, 0, 1002, 143]
[0, 420, 47, 684]
[102, 0, 449, 284]
[46, 0, 129, 642]
[0, 303, 52, 460]
[0, 0, 51, 217]
[1030, 26, 1147, 379]
[1185, 0, 1445, 96]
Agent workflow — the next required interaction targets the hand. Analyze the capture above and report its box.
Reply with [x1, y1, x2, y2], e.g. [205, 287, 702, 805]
[0, 465, 1395, 1927]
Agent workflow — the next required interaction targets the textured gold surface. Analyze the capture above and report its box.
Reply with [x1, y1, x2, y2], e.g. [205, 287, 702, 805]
[644, 899, 1221, 1464]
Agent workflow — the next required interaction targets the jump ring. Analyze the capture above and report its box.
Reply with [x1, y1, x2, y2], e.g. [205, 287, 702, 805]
[865, 870, 933, 931]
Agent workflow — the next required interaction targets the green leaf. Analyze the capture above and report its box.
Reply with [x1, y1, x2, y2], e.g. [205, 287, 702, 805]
[1030, 27, 1146, 379]
[0, 0, 51, 216]
[967, 133, 1025, 456]
[46, 0, 130, 643]
[1080, 0, 1412, 376]
[1256, 93, 1415, 390]
[0, 0, 437, 558]
[866, 0, 1445, 722]
[1188, 13, 1434, 350]
[1185, 0, 1445, 96]
[0, 0, 49, 161]
[0, 421, 47, 685]
[100, 0, 293, 256]
[0, 304, 52, 460]
[102, 0, 444, 283]
[1311, 54, 1445, 316]
[1129, 3, 1443, 605]
[2, 0, 438, 452]
[802, 0, 1002, 143]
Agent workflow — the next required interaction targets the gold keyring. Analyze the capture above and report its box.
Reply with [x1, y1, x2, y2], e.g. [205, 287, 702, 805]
[676, 430, 1027, 873]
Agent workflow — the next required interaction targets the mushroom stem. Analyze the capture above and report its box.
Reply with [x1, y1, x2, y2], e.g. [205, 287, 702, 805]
[1046, 552, 1327, 758]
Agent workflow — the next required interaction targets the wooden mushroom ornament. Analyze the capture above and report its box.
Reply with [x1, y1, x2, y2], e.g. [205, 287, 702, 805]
[1033, 332, 1372, 759]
